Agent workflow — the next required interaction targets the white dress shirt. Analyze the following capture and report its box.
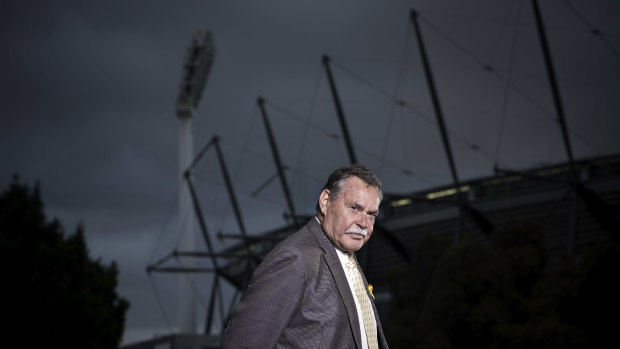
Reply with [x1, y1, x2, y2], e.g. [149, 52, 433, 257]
[335, 246, 377, 349]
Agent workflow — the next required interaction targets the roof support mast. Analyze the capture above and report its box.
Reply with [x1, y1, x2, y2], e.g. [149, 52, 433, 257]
[492, 1, 618, 249]
[213, 136, 247, 238]
[531, 0, 576, 176]
[410, 10, 465, 241]
[184, 135, 256, 333]
[531, 0, 578, 254]
[323, 55, 358, 165]
[257, 97, 299, 227]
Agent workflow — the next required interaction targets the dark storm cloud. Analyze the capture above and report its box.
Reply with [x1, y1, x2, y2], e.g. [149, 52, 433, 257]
[1, 0, 619, 345]
[0, 1, 184, 220]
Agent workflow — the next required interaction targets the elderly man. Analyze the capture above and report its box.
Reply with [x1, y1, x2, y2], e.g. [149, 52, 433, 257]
[221, 164, 389, 348]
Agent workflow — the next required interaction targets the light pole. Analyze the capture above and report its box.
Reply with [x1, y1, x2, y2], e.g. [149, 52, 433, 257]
[175, 30, 215, 334]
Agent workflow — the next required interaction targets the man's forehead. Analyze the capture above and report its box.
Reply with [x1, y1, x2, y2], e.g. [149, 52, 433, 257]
[342, 188, 381, 207]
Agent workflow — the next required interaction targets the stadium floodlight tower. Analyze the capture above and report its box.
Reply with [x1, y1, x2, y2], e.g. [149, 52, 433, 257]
[175, 30, 215, 334]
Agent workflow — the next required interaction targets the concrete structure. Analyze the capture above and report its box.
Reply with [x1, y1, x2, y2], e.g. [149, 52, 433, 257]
[218, 154, 620, 325]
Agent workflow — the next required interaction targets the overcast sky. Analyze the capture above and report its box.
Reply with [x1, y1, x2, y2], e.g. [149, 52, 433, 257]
[1, 0, 619, 345]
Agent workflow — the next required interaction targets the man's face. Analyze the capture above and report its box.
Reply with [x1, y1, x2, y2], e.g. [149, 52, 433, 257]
[319, 176, 381, 253]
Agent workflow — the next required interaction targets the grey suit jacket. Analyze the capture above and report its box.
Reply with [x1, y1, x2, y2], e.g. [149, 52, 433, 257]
[220, 218, 389, 348]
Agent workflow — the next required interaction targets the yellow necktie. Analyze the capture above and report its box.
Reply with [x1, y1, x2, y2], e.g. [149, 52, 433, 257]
[346, 254, 379, 349]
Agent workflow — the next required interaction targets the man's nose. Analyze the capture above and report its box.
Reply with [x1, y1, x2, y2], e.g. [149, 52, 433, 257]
[357, 213, 369, 229]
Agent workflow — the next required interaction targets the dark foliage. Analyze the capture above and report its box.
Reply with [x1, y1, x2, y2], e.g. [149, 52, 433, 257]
[386, 221, 619, 348]
[0, 175, 129, 348]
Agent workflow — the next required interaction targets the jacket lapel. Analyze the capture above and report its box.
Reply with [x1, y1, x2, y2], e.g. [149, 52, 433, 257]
[307, 218, 363, 349]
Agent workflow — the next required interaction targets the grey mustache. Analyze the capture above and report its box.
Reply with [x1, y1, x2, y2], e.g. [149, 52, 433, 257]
[345, 227, 368, 237]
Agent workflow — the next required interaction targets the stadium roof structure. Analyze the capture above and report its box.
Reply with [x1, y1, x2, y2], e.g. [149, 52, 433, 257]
[218, 153, 620, 294]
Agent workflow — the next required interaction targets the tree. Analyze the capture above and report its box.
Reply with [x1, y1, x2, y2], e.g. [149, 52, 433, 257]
[0, 176, 129, 348]
[555, 238, 620, 348]
[385, 233, 452, 348]
[386, 222, 595, 348]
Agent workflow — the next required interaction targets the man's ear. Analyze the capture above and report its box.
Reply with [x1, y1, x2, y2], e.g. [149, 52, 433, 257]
[318, 189, 330, 216]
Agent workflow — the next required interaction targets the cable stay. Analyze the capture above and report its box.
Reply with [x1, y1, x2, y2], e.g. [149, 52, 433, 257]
[328, 57, 497, 164]
[261, 89, 436, 187]
[218, 136, 325, 186]
[261, 99, 340, 140]
[561, 0, 620, 58]
[417, 13, 604, 156]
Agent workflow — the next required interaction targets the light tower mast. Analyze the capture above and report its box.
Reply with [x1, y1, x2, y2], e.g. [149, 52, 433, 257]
[175, 30, 215, 334]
